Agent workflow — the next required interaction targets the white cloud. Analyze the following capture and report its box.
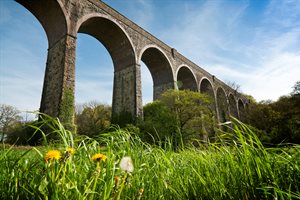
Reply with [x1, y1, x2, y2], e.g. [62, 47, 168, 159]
[153, 0, 300, 101]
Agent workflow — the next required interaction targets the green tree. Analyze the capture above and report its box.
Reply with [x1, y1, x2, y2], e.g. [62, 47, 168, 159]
[270, 95, 300, 143]
[246, 101, 280, 144]
[141, 89, 214, 148]
[247, 81, 300, 145]
[76, 102, 111, 137]
[0, 104, 22, 142]
[291, 81, 300, 95]
[140, 100, 177, 144]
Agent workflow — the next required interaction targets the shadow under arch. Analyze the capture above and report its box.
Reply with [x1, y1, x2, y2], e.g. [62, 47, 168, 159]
[200, 77, 215, 100]
[77, 14, 138, 124]
[199, 77, 217, 115]
[228, 93, 238, 118]
[139, 45, 175, 100]
[238, 98, 246, 121]
[216, 87, 229, 123]
[176, 65, 198, 91]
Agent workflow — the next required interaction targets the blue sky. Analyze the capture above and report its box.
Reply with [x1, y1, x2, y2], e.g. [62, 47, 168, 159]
[1, 0, 300, 118]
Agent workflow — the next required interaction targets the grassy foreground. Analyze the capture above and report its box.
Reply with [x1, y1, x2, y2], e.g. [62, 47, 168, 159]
[0, 116, 300, 199]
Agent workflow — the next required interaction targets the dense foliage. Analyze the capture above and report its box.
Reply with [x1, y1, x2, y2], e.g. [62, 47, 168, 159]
[75, 102, 111, 137]
[0, 104, 22, 142]
[139, 89, 215, 148]
[246, 88, 300, 145]
[1, 81, 299, 146]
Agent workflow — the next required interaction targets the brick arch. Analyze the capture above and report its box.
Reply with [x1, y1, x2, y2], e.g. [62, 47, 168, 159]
[139, 45, 175, 100]
[216, 87, 229, 123]
[176, 65, 198, 91]
[16, 0, 68, 47]
[77, 14, 136, 71]
[228, 93, 238, 118]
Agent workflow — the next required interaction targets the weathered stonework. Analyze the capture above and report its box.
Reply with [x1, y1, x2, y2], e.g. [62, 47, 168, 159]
[16, 0, 249, 127]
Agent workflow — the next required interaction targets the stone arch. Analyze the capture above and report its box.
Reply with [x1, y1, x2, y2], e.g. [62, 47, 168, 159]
[176, 65, 198, 91]
[199, 77, 217, 112]
[199, 77, 217, 140]
[76, 14, 139, 122]
[16, 0, 72, 123]
[228, 93, 238, 118]
[139, 45, 175, 100]
[16, 0, 68, 47]
[77, 14, 136, 71]
[216, 87, 229, 123]
[238, 99, 246, 121]
[199, 77, 215, 99]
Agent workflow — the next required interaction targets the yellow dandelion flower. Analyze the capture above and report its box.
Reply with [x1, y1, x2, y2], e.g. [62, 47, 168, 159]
[66, 147, 75, 155]
[91, 153, 107, 162]
[45, 150, 61, 162]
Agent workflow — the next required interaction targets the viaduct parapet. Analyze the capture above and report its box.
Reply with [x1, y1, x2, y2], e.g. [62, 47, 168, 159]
[16, 0, 249, 127]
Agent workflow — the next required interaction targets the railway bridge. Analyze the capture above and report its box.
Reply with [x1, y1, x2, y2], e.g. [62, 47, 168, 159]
[16, 0, 249, 127]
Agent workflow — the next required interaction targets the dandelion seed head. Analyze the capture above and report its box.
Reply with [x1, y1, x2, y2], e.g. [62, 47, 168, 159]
[119, 156, 134, 172]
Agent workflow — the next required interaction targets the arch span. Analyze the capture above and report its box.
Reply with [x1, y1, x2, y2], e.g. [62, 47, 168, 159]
[216, 87, 229, 123]
[16, 0, 68, 47]
[176, 65, 198, 91]
[77, 14, 139, 122]
[238, 99, 246, 121]
[228, 93, 238, 118]
[77, 15, 136, 70]
[139, 45, 175, 100]
[199, 78, 215, 98]
[199, 77, 217, 115]
[16, 0, 73, 124]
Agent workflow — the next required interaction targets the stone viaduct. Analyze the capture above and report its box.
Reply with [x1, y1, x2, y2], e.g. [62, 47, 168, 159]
[16, 0, 249, 127]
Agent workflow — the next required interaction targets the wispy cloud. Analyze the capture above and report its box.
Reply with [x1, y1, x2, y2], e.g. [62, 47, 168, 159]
[153, 0, 300, 101]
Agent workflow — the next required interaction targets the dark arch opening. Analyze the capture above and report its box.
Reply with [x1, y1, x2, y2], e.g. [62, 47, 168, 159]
[228, 94, 238, 118]
[200, 78, 215, 100]
[200, 78, 217, 114]
[199, 78, 217, 140]
[141, 47, 174, 100]
[16, 0, 67, 47]
[177, 66, 197, 91]
[200, 78, 213, 94]
[216, 87, 229, 123]
[238, 99, 246, 121]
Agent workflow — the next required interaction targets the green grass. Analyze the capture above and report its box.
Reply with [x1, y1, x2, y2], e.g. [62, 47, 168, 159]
[0, 115, 299, 199]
